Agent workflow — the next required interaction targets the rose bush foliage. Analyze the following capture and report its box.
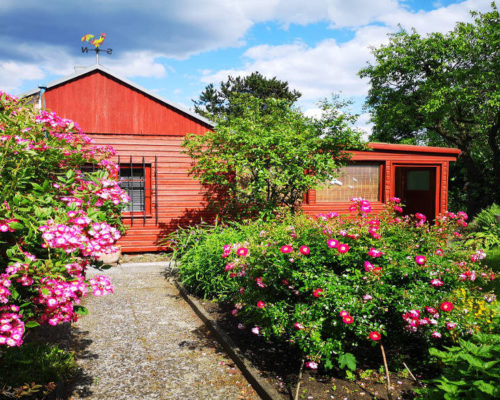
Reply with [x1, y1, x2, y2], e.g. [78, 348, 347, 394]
[0, 92, 128, 347]
[221, 199, 496, 370]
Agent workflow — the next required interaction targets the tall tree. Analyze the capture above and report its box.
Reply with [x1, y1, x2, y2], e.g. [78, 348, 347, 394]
[184, 94, 363, 219]
[359, 4, 500, 215]
[193, 71, 301, 119]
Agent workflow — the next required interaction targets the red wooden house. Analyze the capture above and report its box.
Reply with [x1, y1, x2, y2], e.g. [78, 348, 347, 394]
[23, 65, 460, 252]
[23, 65, 214, 252]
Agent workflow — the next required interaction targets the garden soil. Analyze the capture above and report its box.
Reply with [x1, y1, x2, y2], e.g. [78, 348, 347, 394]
[199, 300, 420, 400]
[28, 261, 419, 400]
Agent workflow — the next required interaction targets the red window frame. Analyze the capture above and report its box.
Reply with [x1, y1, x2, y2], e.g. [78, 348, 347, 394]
[120, 164, 152, 217]
[309, 162, 384, 205]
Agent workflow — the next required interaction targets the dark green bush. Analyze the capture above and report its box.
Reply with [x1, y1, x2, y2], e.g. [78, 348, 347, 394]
[0, 342, 76, 396]
[221, 200, 495, 371]
[418, 303, 500, 400]
[467, 203, 500, 249]
[166, 221, 245, 299]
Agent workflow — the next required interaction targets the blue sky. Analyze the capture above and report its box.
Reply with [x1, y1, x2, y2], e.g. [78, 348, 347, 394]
[0, 0, 493, 134]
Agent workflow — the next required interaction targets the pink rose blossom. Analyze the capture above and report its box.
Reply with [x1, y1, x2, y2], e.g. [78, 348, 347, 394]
[236, 247, 248, 257]
[440, 301, 454, 312]
[415, 255, 426, 265]
[446, 322, 457, 330]
[299, 245, 310, 255]
[425, 306, 438, 315]
[368, 248, 383, 258]
[327, 239, 339, 248]
[431, 279, 444, 287]
[256, 277, 266, 288]
[305, 361, 318, 369]
[337, 243, 350, 254]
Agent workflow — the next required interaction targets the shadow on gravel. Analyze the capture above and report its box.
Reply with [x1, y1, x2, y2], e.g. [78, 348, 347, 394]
[26, 323, 98, 399]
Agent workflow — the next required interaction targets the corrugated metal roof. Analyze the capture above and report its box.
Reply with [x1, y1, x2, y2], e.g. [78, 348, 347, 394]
[20, 64, 214, 128]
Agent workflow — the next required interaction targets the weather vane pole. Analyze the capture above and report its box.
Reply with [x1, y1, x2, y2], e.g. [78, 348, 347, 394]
[81, 33, 112, 64]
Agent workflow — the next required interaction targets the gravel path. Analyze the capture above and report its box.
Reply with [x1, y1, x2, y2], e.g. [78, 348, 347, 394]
[68, 262, 259, 400]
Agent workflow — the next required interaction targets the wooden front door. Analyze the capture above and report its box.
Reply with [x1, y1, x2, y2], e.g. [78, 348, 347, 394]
[395, 167, 436, 220]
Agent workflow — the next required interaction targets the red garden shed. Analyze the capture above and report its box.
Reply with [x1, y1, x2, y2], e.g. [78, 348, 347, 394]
[303, 143, 461, 219]
[23, 65, 460, 252]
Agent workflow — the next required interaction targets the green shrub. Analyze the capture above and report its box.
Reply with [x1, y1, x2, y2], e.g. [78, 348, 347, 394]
[0, 342, 76, 396]
[467, 203, 500, 249]
[0, 92, 127, 347]
[167, 221, 246, 299]
[417, 303, 500, 400]
[221, 199, 496, 371]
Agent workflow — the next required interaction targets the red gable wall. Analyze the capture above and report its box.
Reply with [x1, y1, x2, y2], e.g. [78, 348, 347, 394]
[44, 71, 210, 136]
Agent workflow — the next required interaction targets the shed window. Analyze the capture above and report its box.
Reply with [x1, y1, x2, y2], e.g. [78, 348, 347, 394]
[120, 164, 151, 214]
[316, 163, 381, 202]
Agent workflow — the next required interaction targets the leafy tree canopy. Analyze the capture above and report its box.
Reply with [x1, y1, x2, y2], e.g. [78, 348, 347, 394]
[193, 71, 301, 119]
[184, 94, 363, 219]
[359, 3, 500, 215]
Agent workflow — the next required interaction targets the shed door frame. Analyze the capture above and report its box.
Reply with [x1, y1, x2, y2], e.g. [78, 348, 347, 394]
[392, 163, 441, 220]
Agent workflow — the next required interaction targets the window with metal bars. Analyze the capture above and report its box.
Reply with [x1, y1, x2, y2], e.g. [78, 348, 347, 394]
[119, 164, 152, 214]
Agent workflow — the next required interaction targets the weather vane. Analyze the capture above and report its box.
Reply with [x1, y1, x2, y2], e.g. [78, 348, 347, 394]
[81, 33, 112, 64]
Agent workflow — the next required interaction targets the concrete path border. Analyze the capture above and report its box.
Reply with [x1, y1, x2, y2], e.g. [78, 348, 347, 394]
[175, 281, 284, 400]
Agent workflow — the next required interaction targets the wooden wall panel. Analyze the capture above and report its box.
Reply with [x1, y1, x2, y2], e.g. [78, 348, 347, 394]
[44, 71, 212, 136]
[88, 134, 213, 252]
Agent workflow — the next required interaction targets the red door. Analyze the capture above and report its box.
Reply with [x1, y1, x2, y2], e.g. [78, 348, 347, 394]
[395, 167, 436, 220]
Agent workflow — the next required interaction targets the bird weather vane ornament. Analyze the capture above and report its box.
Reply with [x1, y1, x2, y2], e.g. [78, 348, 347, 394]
[81, 33, 112, 64]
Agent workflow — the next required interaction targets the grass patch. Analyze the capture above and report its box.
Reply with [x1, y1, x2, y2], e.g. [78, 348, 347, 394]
[0, 342, 77, 396]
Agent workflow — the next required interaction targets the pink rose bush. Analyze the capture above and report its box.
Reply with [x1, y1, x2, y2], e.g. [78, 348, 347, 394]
[0, 92, 127, 347]
[220, 198, 495, 371]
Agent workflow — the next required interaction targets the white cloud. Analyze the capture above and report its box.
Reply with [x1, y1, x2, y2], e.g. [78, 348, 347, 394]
[303, 107, 324, 119]
[380, 0, 493, 33]
[0, 0, 495, 99]
[0, 62, 44, 93]
[201, 0, 494, 111]
[356, 112, 374, 141]
[235, 0, 401, 28]
[201, 24, 391, 103]
[105, 52, 166, 79]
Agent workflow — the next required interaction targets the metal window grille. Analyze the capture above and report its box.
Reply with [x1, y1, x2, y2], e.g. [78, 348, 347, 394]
[120, 167, 146, 212]
[118, 155, 158, 226]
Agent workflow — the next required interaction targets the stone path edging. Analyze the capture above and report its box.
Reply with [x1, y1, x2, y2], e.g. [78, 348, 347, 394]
[70, 262, 261, 399]
[175, 281, 283, 400]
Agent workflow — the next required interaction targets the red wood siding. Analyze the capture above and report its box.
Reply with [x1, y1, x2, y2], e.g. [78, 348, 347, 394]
[303, 146, 460, 219]
[89, 134, 210, 252]
[40, 70, 214, 253]
[44, 71, 211, 136]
